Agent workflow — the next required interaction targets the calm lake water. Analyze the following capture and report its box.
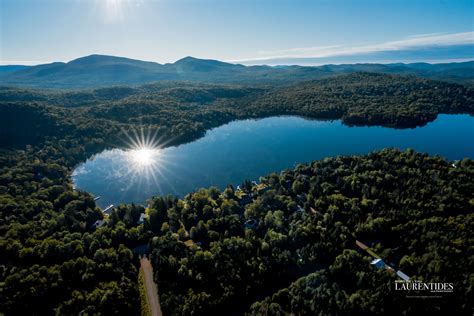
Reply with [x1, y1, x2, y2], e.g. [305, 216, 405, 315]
[73, 114, 474, 206]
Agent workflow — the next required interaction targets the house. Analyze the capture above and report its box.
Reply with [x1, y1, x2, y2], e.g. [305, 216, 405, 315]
[371, 258, 386, 269]
[137, 213, 147, 224]
[254, 183, 270, 195]
[236, 191, 253, 206]
[396, 270, 410, 281]
[93, 219, 106, 229]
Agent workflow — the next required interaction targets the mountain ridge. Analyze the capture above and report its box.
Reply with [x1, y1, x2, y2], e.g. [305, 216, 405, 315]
[1, 54, 473, 89]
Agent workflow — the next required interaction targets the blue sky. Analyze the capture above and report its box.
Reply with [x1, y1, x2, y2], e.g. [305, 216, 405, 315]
[0, 0, 473, 65]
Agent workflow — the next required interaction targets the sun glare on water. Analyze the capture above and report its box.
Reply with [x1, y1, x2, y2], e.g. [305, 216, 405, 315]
[130, 147, 158, 167]
[116, 126, 180, 194]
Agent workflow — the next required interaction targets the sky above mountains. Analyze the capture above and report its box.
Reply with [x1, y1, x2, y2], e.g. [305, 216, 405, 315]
[1, 0, 473, 66]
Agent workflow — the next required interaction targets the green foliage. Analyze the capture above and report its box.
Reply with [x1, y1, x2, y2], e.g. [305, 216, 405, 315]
[1, 73, 473, 149]
[146, 149, 473, 314]
[0, 72, 473, 314]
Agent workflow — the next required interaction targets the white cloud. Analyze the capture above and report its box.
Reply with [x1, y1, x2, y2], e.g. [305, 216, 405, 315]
[231, 31, 474, 63]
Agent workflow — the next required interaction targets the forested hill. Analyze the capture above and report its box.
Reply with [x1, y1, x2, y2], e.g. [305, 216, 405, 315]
[1, 54, 473, 88]
[248, 73, 474, 127]
[1, 73, 473, 149]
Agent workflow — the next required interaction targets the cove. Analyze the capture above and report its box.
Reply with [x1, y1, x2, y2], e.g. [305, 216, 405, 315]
[72, 114, 474, 206]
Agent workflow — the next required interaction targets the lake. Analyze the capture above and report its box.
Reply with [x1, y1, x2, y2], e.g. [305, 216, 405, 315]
[72, 114, 474, 206]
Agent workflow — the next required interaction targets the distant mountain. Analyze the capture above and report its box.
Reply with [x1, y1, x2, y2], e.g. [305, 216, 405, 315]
[0, 65, 31, 74]
[1, 54, 473, 89]
[172, 56, 245, 73]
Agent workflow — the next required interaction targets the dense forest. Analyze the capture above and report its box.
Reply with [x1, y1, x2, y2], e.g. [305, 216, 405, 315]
[148, 149, 473, 315]
[0, 71, 473, 314]
[1, 73, 473, 149]
[1, 145, 472, 314]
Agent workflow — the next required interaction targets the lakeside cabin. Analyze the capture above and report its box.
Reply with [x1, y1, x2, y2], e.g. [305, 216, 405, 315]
[137, 213, 147, 225]
[235, 181, 270, 206]
[254, 183, 270, 194]
[356, 240, 411, 281]
[93, 219, 106, 229]
[371, 258, 386, 269]
[237, 192, 253, 206]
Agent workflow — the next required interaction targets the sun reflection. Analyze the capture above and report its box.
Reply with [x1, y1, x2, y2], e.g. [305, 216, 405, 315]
[130, 147, 158, 167]
[116, 126, 181, 196]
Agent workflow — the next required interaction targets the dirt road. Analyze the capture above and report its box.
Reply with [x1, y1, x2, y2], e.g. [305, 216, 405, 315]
[140, 256, 163, 316]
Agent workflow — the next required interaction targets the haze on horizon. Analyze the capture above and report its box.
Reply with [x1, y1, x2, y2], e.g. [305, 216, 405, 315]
[0, 0, 473, 66]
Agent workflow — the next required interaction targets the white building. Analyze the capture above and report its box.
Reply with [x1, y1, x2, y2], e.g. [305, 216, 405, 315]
[137, 213, 147, 224]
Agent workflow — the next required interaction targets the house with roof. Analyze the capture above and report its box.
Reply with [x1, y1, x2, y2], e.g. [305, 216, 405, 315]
[356, 240, 411, 280]
[93, 219, 106, 229]
[137, 213, 147, 225]
[254, 183, 270, 195]
[371, 258, 386, 269]
[235, 189, 253, 206]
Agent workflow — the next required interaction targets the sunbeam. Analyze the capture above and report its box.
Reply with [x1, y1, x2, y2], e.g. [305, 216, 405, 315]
[98, 0, 142, 23]
[115, 126, 181, 196]
[130, 147, 157, 167]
